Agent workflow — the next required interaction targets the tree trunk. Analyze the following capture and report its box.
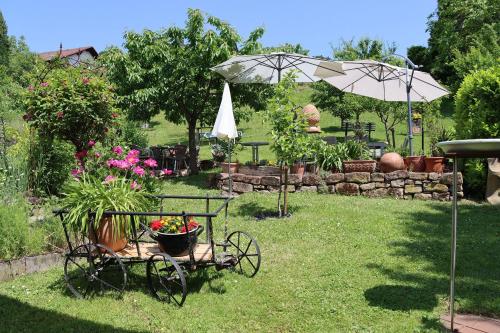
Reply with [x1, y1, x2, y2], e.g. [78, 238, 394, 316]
[283, 165, 289, 216]
[277, 162, 283, 217]
[187, 119, 199, 175]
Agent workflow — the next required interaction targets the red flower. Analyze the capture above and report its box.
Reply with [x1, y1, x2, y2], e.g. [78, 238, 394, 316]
[56, 111, 64, 119]
[111, 113, 119, 119]
[180, 221, 199, 233]
[150, 220, 163, 231]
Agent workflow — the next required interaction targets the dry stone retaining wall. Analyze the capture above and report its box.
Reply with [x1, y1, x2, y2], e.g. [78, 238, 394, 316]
[216, 171, 463, 201]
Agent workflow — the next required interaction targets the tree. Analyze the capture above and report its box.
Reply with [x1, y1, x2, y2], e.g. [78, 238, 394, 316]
[369, 100, 407, 147]
[426, 0, 500, 89]
[0, 10, 9, 67]
[266, 72, 309, 216]
[101, 9, 270, 173]
[331, 38, 396, 62]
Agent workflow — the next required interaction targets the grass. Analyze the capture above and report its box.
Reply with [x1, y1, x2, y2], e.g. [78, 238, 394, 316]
[1, 177, 498, 332]
[145, 86, 454, 163]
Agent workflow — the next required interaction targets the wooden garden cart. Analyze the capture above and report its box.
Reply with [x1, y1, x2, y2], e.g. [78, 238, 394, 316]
[55, 194, 261, 306]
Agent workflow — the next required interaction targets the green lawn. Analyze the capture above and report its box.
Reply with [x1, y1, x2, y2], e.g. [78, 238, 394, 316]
[145, 86, 454, 164]
[1, 177, 498, 332]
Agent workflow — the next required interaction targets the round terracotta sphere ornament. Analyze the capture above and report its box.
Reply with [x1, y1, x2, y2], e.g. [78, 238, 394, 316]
[379, 152, 405, 173]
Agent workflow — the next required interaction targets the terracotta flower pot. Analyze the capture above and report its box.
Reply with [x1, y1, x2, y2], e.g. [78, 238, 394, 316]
[404, 156, 425, 172]
[221, 162, 239, 174]
[290, 163, 305, 176]
[424, 157, 445, 173]
[379, 152, 405, 173]
[342, 160, 377, 173]
[89, 216, 128, 252]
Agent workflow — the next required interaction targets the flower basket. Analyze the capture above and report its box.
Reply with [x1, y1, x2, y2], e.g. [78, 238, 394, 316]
[154, 226, 203, 256]
[342, 160, 376, 173]
[150, 217, 203, 256]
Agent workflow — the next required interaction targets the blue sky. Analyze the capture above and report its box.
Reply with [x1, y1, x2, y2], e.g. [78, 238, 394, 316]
[2, 1, 436, 57]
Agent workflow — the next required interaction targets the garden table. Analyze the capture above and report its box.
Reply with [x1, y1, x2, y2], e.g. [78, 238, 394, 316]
[437, 139, 500, 332]
[241, 141, 269, 164]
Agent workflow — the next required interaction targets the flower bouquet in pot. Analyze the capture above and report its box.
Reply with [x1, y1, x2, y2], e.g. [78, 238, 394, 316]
[62, 143, 161, 252]
[149, 216, 203, 255]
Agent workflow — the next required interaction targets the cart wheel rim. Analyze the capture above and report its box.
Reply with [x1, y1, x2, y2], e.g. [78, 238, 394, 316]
[226, 231, 261, 277]
[64, 243, 127, 299]
[147, 253, 187, 306]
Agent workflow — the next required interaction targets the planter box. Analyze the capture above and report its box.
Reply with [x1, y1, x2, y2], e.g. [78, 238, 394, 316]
[238, 165, 281, 176]
[343, 160, 376, 173]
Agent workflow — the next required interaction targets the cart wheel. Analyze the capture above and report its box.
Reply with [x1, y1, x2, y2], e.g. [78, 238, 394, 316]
[146, 253, 187, 306]
[64, 243, 127, 299]
[226, 231, 261, 277]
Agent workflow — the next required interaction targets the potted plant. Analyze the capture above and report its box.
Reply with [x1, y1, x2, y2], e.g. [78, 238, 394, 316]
[342, 141, 376, 173]
[62, 144, 159, 252]
[62, 174, 152, 252]
[425, 127, 453, 173]
[290, 159, 306, 176]
[149, 216, 203, 255]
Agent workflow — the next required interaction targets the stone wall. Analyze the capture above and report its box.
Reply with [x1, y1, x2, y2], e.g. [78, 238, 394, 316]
[216, 170, 463, 201]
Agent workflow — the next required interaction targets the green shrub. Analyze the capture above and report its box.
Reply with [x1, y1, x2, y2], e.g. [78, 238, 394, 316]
[118, 120, 148, 148]
[455, 66, 499, 196]
[455, 65, 500, 139]
[0, 197, 44, 259]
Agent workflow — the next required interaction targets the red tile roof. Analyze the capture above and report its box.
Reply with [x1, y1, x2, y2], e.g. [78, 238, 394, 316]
[38, 46, 98, 61]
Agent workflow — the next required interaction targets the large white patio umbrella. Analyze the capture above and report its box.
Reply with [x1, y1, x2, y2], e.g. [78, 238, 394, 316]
[322, 57, 449, 155]
[211, 52, 344, 84]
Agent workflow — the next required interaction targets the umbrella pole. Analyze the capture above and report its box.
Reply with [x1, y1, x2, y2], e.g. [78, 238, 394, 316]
[449, 155, 458, 331]
[405, 63, 414, 156]
[225, 139, 232, 241]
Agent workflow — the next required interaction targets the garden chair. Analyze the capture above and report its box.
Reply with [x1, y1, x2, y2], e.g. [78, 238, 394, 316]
[166, 144, 189, 174]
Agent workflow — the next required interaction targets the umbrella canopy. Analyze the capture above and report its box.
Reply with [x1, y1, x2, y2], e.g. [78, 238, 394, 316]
[211, 82, 238, 140]
[322, 59, 449, 155]
[322, 60, 449, 102]
[211, 52, 344, 84]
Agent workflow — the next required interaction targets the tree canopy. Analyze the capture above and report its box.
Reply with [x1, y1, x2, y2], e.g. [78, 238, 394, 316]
[101, 9, 271, 173]
[0, 10, 10, 68]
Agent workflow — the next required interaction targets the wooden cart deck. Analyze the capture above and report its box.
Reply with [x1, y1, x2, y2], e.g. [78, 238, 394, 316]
[115, 242, 213, 263]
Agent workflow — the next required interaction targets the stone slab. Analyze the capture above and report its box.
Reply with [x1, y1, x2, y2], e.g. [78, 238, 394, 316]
[344, 172, 370, 184]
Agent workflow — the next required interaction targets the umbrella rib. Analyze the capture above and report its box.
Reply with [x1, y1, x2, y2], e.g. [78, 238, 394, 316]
[280, 57, 317, 82]
[338, 65, 380, 92]
[226, 58, 276, 82]
[211, 54, 270, 69]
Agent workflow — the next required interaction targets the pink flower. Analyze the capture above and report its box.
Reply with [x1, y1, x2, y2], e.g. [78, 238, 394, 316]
[82, 77, 90, 85]
[125, 155, 139, 165]
[94, 152, 101, 158]
[106, 159, 117, 168]
[128, 149, 140, 157]
[27, 85, 34, 92]
[40, 82, 49, 87]
[160, 169, 173, 176]
[143, 158, 158, 168]
[133, 166, 145, 176]
[104, 175, 116, 183]
[115, 160, 130, 169]
[112, 146, 123, 155]
[71, 169, 82, 177]
[88, 140, 96, 148]
[130, 180, 142, 190]
[74, 150, 88, 160]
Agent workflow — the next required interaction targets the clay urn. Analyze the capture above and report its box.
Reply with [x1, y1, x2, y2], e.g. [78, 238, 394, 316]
[379, 152, 405, 173]
[302, 104, 321, 133]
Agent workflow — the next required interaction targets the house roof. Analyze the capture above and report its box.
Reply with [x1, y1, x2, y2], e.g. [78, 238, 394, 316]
[38, 46, 98, 61]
